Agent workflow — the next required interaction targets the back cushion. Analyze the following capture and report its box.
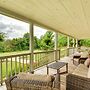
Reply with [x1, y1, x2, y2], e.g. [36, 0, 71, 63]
[84, 58, 90, 67]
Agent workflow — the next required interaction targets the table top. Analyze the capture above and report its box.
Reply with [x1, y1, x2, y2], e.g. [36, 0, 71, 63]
[47, 62, 67, 70]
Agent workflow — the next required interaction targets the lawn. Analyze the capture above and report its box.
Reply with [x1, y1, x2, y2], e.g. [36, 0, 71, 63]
[1, 61, 27, 79]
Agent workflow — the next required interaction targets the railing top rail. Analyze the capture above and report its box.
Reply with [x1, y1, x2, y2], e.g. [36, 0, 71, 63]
[68, 47, 76, 49]
[34, 49, 60, 54]
[0, 53, 31, 59]
[0, 49, 60, 59]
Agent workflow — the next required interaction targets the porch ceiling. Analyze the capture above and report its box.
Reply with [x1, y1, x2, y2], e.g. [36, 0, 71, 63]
[0, 0, 90, 39]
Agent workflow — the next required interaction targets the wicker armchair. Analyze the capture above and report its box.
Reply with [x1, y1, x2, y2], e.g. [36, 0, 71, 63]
[66, 74, 90, 90]
[66, 64, 90, 90]
[5, 73, 55, 90]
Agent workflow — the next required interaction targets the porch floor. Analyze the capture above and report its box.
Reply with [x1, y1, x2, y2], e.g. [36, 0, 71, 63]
[0, 55, 77, 90]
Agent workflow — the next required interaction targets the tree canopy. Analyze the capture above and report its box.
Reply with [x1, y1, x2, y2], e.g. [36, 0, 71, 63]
[0, 31, 90, 53]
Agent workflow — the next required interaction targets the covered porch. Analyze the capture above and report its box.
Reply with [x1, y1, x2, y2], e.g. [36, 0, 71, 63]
[0, 0, 90, 90]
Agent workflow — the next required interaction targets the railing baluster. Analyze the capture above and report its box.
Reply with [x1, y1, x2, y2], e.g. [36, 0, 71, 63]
[11, 57, 12, 76]
[26, 55, 28, 72]
[38, 53, 40, 66]
[29, 54, 31, 72]
[19, 56, 21, 73]
[15, 57, 17, 75]
[22, 55, 24, 72]
[35, 54, 38, 67]
[6, 58, 8, 78]
[0, 59, 2, 85]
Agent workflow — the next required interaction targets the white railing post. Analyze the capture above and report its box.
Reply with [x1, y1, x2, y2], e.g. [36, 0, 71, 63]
[76, 39, 78, 48]
[54, 32, 58, 61]
[0, 59, 2, 85]
[67, 36, 70, 56]
[72, 38, 75, 54]
[29, 23, 34, 71]
[67, 36, 69, 48]
[73, 38, 74, 48]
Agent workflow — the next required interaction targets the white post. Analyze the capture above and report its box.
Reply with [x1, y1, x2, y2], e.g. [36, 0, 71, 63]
[55, 32, 58, 61]
[73, 38, 74, 47]
[29, 23, 34, 71]
[76, 39, 78, 48]
[73, 38, 75, 54]
[67, 36, 69, 48]
[67, 36, 69, 56]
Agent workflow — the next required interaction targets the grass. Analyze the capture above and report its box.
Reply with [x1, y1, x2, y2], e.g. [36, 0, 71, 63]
[1, 61, 28, 79]
[2, 62, 18, 78]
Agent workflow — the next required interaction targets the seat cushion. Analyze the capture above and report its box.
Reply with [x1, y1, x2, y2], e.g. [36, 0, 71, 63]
[72, 64, 88, 77]
[17, 72, 53, 82]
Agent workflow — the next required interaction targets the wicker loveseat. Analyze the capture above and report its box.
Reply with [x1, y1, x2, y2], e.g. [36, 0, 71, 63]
[66, 64, 90, 90]
[5, 73, 55, 90]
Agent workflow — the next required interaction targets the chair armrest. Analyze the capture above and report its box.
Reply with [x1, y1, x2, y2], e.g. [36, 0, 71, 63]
[66, 73, 90, 90]
[5, 76, 17, 90]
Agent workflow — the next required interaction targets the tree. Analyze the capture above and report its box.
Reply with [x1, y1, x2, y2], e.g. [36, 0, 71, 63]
[4, 39, 13, 52]
[58, 34, 67, 47]
[23, 33, 40, 50]
[0, 42, 4, 52]
[34, 36, 40, 49]
[0, 32, 5, 41]
[39, 31, 54, 50]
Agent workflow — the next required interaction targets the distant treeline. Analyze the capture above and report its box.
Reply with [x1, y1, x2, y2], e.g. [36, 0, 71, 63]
[0, 31, 90, 52]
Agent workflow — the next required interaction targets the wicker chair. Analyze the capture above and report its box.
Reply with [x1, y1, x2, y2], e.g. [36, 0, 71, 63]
[66, 74, 90, 90]
[66, 64, 90, 90]
[5, 73, 55, 90]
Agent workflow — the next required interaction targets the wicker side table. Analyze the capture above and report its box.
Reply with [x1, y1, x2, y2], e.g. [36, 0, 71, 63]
[47, 62, 68, 90]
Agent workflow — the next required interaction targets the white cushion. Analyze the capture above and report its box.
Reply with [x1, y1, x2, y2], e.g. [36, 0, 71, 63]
[17, 73, 52, 82]
[84, 58, 90, 67]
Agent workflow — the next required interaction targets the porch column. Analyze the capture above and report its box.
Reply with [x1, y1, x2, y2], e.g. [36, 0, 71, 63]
[72, 38, 75, 54]
[67, 36, 69, 56]
[76, 39, 78, 48]
[54, 32, 58, 61]
[29, 23, 34, 71]
[67, 36, 69, 48]
[73, 38, 74, 47]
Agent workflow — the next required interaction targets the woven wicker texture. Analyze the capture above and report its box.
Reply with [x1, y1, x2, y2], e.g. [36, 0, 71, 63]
[66, 64, 90, 90]
[5, 73, 55, 90]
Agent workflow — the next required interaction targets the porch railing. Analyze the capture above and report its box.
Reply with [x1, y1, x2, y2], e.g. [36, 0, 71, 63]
[0, 48, 76, 85]
[0, 50, 61, 85]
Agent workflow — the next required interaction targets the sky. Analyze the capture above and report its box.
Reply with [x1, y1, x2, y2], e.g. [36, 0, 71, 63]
[0, 14, 47, 39]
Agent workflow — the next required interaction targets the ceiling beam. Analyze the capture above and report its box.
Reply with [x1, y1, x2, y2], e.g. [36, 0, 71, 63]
[0, 6, 75, 39]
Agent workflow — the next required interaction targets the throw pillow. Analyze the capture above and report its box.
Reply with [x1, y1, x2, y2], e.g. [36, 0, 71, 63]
[84, 58, 90, 67]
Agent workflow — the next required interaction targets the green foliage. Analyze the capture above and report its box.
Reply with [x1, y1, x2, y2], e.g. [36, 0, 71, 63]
[79, 39, 90, 47]
[3, 40, 13, 52]
[58, 35, 67, 47]
[1, 29, 90, 53]
[0, 33, 5, 41]
[34, 36, 40, 49]
[0, 42, 4, 52]
[39, 31, 54, 50]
